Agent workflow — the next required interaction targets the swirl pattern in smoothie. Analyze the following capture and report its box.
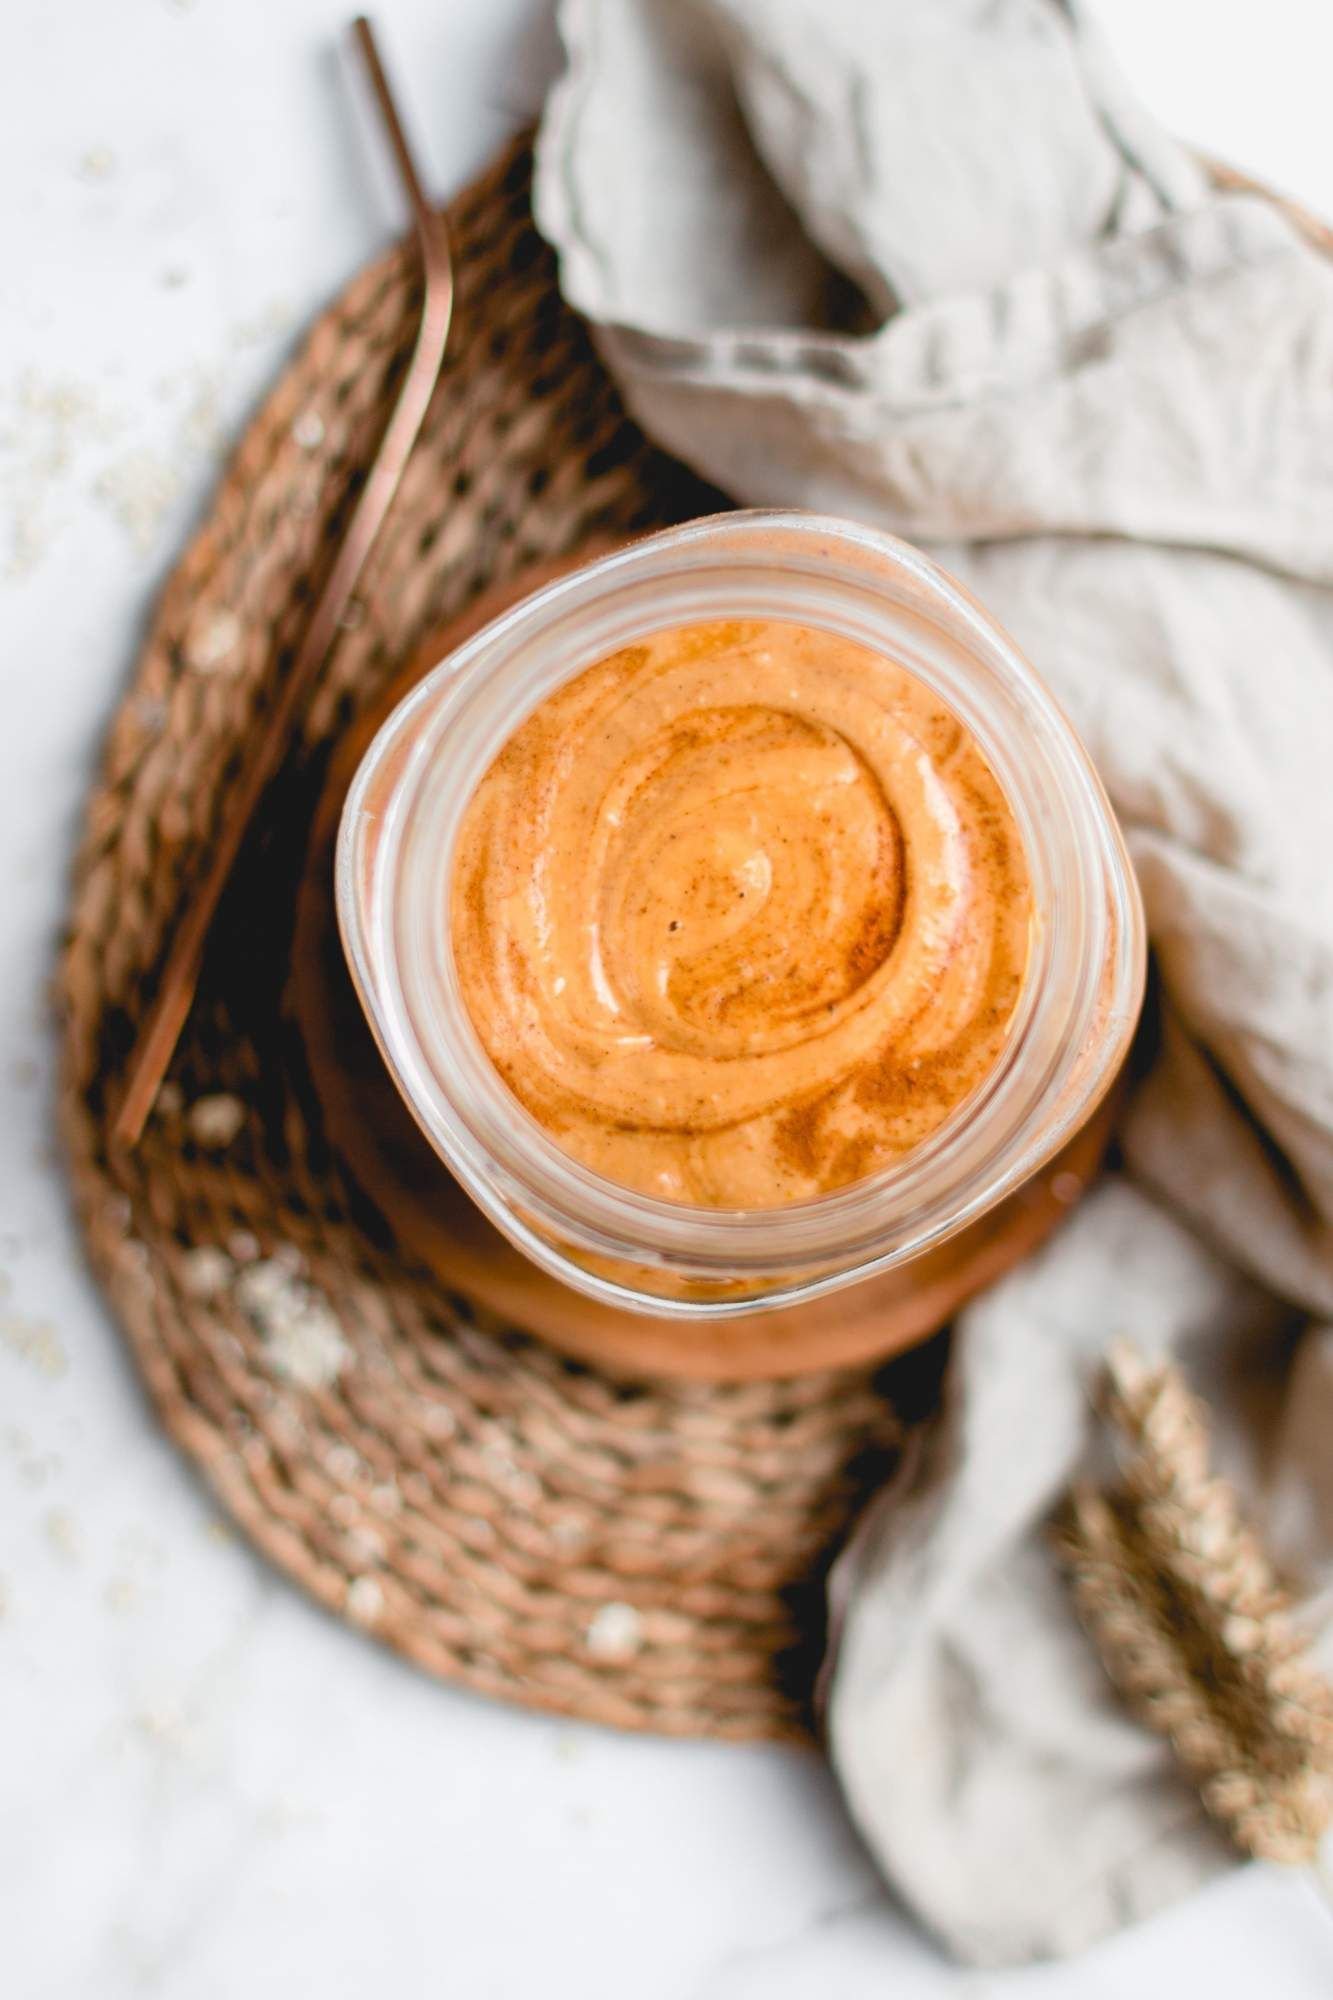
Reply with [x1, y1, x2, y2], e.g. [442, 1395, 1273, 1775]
[450, 619, 1032, 1207]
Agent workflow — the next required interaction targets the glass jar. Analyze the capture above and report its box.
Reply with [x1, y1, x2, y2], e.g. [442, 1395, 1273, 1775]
[337, 511, 1144, 1331]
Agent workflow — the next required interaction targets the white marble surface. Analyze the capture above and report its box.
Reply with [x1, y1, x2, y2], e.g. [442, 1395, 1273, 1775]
[2, 3, 1331, 1994]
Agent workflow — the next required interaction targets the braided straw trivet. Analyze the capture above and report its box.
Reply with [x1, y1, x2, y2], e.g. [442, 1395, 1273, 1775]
[62, 132, 1324, 1746]
[55, 137, 911, 1742]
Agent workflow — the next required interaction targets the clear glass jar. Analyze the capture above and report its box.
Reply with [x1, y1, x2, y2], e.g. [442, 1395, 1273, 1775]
[337, 511, 1144, 1322]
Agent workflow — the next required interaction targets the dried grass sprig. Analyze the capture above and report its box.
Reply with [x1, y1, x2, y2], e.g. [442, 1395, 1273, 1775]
[1054, 1341, 1333, 1869]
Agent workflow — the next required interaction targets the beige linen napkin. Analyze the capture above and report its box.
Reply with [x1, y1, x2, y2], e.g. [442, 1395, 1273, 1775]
[533, 0, 1333, 1964]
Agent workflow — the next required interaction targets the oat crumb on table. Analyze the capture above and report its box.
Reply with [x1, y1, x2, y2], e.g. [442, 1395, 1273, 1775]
[0, 1311, 67, 1379]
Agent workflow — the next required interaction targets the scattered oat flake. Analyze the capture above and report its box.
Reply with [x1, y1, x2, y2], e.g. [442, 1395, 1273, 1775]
[585, 1601, 642, 1660]
[134, 1702, 194, 1755]
[236, 1261, 349, 1389]
[292, 409, 325, 450]
[2, 372, 120, 579]
[154, 1080, 184, 1117]
[347, 1525, 385, 1564]
[231, 299, 292, 347]
[180, 374, 225, 456]
[325, 1443, 361, 1482]
[8, 515, 46, 580]
[180, 1246, 232, 1299]
[259, 1789, 320, 1832]
[95, 449, 180, 553]
[227, 1229, 260, 1263]
[44, 1507, 82, 1562]
[0, 1312, 67, 1379]
[482, 1448, 540, 1502]
[117, 1238, 152, 1278]
[186, 607, 241, 672]
[345, 1575, 384, 1626]
[79, 146, 116, 181]
[188, 1093, 245, 1147]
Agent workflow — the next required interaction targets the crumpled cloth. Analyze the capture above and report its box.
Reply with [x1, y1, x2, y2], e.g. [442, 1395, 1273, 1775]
[533, 0, 1333, 1966]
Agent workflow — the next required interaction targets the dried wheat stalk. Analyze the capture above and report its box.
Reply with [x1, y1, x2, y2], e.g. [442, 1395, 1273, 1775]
[1054, 1340, 1333, 1867]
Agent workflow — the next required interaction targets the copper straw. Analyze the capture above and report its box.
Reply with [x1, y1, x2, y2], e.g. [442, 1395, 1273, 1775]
[113, 16, 454, 1147]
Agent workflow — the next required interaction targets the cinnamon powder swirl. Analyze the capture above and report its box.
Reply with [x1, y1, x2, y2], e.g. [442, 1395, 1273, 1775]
[450, 619, 1032, 1207]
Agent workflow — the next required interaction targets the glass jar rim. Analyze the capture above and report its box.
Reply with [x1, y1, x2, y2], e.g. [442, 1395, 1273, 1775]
[338, 510, 1144, 1312]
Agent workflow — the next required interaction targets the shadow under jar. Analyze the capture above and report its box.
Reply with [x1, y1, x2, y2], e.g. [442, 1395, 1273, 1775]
[336, 512, 1145, 1380]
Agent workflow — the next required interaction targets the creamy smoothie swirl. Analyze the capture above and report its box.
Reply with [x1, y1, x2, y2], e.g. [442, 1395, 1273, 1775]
[450, 619, 1032, 1208]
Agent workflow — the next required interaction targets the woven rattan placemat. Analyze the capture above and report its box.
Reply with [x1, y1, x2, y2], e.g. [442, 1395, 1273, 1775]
[56, 138, 917, 1742]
